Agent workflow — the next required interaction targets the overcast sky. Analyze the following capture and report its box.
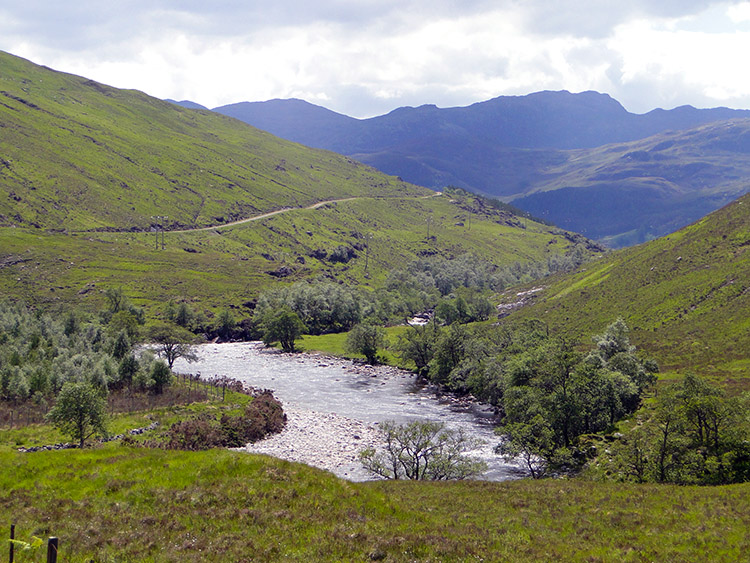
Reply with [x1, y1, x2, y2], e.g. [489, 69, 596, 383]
[2, 1, 750, 118]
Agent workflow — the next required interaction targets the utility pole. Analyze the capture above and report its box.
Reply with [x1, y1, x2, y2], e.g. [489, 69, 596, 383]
[150, 215, 168, 250]
[364, 232, 373, 277]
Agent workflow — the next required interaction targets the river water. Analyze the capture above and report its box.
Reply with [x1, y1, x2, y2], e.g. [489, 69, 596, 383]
[173, 342, 525, 481]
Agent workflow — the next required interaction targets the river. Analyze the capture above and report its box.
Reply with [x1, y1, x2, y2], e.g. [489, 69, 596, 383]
[173, 342, 525, 482]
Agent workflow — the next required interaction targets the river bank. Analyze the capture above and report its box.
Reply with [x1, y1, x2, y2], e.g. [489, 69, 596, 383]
[174, 342, 524, 481]
[239, 402, 384, 480]
[239, 347, 401, 480]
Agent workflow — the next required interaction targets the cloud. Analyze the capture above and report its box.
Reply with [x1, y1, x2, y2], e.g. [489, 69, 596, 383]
[1, 1, 749, 117]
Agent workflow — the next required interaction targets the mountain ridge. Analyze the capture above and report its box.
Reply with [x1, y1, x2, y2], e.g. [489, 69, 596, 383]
[209, 93, 750, 246]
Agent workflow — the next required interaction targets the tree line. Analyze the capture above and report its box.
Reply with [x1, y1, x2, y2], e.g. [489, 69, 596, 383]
[252, 250, 595, 352]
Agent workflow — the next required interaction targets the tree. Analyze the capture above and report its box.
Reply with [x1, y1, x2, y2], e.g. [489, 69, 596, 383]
[216, 308, 236, 341]
[395, 321, 441, 375]
[605, 374, 750, 484]
[111, 329, 131, 360]
[260, 307, 307, 353]
[118, 354, 139, 389]
[360, 420, 487, 480]
[150, 359, 172, 394]
[428, 323, 469, 383]
[146, 322, 200, 368]
[496, 415, 556, 479]
[105, 287, 126, 314]
[345, 323, 386, 364]
[46, 382, 107, 447]
[174, 302, 194, 329]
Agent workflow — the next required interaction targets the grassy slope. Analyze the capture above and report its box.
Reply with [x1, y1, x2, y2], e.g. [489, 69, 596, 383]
[0, 193, 582, 315]
[1, 445, 747, 562]
[0, 51, 590, 314]
[505, 193, 750, 390]
[0, 50, 426, 231]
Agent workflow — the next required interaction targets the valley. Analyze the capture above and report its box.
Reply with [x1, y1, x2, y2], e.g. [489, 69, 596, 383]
[1, 49, 749, 562]
[211, 93, 750, 246]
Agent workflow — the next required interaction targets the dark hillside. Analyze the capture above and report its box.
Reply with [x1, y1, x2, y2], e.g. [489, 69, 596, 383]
[217, 92, 750, 245]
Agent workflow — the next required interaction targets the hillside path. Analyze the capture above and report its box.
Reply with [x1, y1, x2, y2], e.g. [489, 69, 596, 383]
[167, 192, 440, 234]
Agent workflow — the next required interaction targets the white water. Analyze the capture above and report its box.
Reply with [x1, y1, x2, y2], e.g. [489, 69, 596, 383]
[173, 342, 525, 481]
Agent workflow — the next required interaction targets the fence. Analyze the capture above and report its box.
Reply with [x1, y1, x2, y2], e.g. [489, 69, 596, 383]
[3, 372, 254, 430]
[7, 524, 61, 563]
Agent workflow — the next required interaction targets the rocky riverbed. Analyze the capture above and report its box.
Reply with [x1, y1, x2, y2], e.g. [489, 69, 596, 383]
[240, 402, 385, 480]
[176, 342, 524, 482]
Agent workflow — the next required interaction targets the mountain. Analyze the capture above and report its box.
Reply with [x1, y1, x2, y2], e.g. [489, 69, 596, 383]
[0, 51, 593, 314]
[512, 119, 750, 246]
[166, 99, 208, 110]
[503, 192, 750, 391]
[216, 98, 360, 150]
[214, 93, 750, 246]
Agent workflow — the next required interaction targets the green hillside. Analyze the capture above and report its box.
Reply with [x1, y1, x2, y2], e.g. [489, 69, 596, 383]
[0, 192, 587, 314]
[0, 52, 592, 314]
[0, 51, 426, 231]
[505, 193, 750, 390]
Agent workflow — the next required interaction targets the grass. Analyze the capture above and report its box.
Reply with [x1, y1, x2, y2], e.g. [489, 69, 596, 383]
[0, 193, 587, 317]
[300, 325, 411, 367]
[1, 444, 747, 562]
[0, 353, 746, 562]
[506, 193, 750, 392]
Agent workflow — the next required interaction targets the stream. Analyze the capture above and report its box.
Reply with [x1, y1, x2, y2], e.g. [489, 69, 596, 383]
[173, 342, 526, 481]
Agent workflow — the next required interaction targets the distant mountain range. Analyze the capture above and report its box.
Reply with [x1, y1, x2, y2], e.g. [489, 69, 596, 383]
[175, 92, 750, 246]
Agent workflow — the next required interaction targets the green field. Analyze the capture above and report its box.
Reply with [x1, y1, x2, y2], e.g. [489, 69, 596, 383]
[2, 442, 747, 562]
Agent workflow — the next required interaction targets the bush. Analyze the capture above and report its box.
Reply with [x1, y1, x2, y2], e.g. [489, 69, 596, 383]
[329, 245, 356, 263]
[153, 391, 286, 450]
[221, 391, 287, 446]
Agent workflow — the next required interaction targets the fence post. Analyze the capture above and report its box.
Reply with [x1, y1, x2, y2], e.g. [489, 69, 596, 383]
[9, 523, 14, 563]
[46, 537, 58, 563]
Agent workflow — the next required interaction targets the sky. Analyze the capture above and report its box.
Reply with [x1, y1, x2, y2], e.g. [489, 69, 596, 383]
[2, 1, 750, 118]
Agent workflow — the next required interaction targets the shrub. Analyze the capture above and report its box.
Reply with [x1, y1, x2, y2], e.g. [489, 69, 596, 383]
[221, 391, 287, 446]
[153, 390, 286, 450]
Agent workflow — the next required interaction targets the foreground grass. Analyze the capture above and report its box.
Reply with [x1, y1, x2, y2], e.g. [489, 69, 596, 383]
[1, 445, 747, 562]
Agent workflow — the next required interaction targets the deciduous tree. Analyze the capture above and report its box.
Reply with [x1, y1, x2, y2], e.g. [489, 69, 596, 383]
[146, 322, 200, 368]
[46, 382, 107, 447]
[360, 420, 487, 480]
